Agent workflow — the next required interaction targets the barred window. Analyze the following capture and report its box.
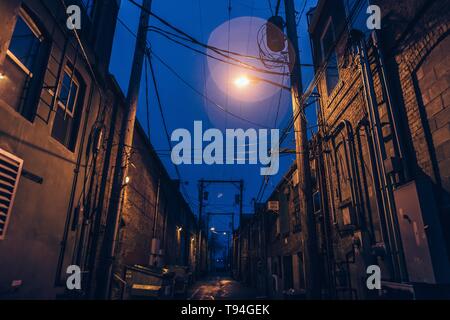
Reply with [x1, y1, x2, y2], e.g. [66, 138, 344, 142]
[51, 65, 84, 151]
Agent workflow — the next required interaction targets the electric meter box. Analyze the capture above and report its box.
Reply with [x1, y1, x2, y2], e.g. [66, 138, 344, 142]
[394, 179, 450, 284]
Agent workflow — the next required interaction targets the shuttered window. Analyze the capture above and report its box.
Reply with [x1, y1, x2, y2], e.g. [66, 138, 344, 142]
[0, 149, 24, 240]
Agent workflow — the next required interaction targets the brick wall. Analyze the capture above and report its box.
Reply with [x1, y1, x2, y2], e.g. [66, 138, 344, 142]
[311, 0, 450, 298]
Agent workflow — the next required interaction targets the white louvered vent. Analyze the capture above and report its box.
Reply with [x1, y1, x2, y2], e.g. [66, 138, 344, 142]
[0, 149, 23, 240]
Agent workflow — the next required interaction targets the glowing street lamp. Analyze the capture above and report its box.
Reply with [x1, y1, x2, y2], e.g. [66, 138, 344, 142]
[233, 75, 251, 89]
[234, 74, 290, 91]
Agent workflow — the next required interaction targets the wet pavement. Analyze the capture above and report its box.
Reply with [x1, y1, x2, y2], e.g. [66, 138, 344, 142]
[188, 276, 260, 300]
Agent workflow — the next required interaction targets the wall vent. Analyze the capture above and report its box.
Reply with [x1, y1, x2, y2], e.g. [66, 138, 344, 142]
[0, 149, 23, 240]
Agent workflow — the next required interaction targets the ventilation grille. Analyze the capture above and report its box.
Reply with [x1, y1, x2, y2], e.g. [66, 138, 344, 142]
[0, 149, 23, 240]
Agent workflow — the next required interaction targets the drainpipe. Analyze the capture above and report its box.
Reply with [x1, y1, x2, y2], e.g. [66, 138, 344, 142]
[371, 31, 411, 182]
[315, 135, 336, 298]
[86, 98, 119, 297]
[55, 84, 95, 286]
[354, 30, 408, 282]
[150, 176, 161, 266]
[355, 119, 390, 250]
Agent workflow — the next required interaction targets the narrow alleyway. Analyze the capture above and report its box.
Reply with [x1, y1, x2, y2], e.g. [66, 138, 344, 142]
[188, 276, 260, 300]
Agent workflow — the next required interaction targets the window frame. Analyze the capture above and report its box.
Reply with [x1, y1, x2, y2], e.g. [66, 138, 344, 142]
[320, 16, 340, 96]
[6, 8, 44, 78]
[51, 63, 85, 151]
[56, 65, 80, 119]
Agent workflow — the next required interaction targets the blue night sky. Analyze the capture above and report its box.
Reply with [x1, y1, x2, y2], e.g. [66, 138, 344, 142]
[109, 0, 318, 235]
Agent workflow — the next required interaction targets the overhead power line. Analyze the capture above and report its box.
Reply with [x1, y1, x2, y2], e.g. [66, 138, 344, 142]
[150, 49, 270, 129]
[116, 16, 273, 128]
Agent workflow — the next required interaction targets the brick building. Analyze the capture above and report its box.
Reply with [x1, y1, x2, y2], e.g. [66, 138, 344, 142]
[110, 122, 199, 298]
[237, 0, 450, 299]
[310, 0, 450, 299]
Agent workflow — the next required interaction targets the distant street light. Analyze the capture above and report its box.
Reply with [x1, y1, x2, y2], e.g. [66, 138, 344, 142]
[210, 227, 216, 232]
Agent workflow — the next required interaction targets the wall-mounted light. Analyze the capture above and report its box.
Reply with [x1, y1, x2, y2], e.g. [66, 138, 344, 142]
[0, 73, 6, 80]
[177, 226, 183, 232]
[124, 176, 131, 185]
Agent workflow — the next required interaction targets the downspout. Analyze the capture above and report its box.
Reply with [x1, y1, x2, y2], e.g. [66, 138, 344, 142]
[55, 84, 95, 286]
[152, 177, 161, 239]
[86, 98, 120, 297]
[316, 134, 336, 298]
[355, 30, 408, 282]
[371, 31, 410, 182]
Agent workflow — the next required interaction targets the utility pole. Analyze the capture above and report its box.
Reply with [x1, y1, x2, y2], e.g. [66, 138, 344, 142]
[238, 180, 244, 280]
[197, 180, 205, 276]
[284, 0, 321, 299]
[95, 0, 152, 299]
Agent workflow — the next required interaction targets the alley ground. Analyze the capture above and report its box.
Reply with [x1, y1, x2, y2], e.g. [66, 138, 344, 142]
[188, 275, 261, 300]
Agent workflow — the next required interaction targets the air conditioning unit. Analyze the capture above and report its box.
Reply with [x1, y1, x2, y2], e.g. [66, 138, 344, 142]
[0, 148, 24, 240]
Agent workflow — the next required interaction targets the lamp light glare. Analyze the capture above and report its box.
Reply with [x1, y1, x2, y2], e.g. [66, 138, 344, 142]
[234, 75, 250, 88]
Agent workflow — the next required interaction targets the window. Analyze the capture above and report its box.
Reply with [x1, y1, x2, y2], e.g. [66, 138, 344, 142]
[51, 65, 84, 150]
[321, 18, 339, 96]
[58, 66, 80, 118]
[0, 149, 24, 240]
[313, 191, 321, 215]
[335, 139, 352, 202]
[81, 0, 95, 18]
[0, 8, 46, 119]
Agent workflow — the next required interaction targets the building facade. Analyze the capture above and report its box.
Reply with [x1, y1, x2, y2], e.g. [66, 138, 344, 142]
[110, 122, 199, 299]
[0, 0, 199, 299]
[237, 0, 450, 300]
[0, 0, 120, 299]
[310, 0, 450, 299]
